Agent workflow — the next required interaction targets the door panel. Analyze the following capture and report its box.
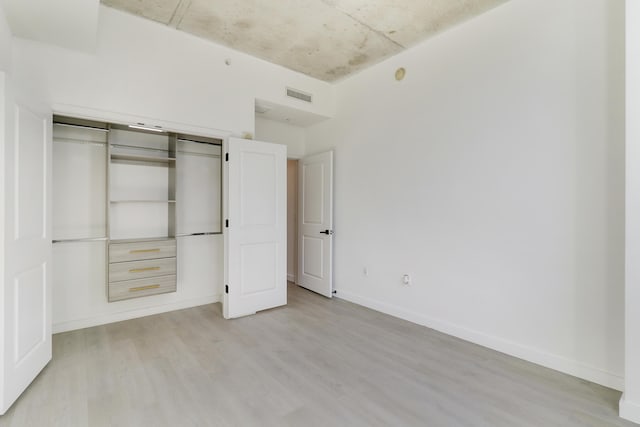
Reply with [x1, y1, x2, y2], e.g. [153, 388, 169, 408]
[14, 264, 46, 363]
[15, 107, 47, 240]
[224, 138, 286, 319]
[240, 242, 277, 294]
[302, 236, 324, 279]
[240, 151, 276, 226]
[298, 151, 333, 298]
[302, 161, 324, 224]
[0, 72, 52, 415]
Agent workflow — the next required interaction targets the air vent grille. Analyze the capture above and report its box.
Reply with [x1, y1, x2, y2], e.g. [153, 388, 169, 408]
[286, 87, 313, 103]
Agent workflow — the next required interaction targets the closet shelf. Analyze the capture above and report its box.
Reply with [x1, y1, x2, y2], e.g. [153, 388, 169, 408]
[110, 143, 169, 153]
[110, 237, 176, 244]
[110, 200, 176, 203]
[54, 122, 109, 132]
[110, 153, 176, 163]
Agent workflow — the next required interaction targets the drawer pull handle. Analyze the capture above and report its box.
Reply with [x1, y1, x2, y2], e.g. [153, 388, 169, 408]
[129, 266, 161, 273]
[129, 284, 160, 292]
[129, 248, 161, 254]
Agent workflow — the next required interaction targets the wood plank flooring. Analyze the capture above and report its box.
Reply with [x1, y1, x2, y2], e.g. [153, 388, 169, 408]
[0, 283, 636, 426]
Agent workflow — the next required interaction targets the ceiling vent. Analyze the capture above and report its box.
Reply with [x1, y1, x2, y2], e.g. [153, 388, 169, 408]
[286, 87, 313, 103]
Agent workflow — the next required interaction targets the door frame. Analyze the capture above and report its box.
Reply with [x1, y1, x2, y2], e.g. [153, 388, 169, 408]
[287, 158, 298, 283]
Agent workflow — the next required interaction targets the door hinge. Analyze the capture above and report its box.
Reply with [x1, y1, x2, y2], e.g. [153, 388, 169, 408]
[225, 219, 229, 228]
[225, 153, 229, 162]
[225, 285, 229, 294]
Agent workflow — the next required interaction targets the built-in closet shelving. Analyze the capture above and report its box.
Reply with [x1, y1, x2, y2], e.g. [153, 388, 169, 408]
[106, 124, 177, 301]
[52, 115, 223, 303]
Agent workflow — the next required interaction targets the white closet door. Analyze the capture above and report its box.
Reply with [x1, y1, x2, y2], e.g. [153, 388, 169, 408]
[224, 138, 287, 319]
[0, 72, 52, 414]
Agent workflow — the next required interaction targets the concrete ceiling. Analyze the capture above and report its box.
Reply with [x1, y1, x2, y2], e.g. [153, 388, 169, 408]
[101, 0, 508, 82]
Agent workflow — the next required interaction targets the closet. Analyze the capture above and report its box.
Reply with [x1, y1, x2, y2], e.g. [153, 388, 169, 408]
[52, 115, 222, 307]
[1, 90, 285, 415]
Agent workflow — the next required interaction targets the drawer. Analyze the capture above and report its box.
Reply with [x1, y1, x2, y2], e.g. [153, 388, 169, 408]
[109, 239, 176, 263]
[109, 275, 176, 302]
[109, 257, 176, 282]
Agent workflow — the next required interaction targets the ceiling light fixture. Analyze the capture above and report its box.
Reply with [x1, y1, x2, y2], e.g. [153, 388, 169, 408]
[128, 124, 165, 133]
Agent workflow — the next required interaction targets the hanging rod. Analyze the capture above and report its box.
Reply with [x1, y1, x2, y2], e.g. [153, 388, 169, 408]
[53, 137, 107, 147]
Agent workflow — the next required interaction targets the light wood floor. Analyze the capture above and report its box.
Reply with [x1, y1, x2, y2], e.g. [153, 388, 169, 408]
[0, 283, 635, 426]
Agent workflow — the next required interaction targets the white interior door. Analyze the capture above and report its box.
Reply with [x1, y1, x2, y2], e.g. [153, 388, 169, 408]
[0, 72, 52, 414]
[297, 151, 333, 298]
[223, 138, 287, 319]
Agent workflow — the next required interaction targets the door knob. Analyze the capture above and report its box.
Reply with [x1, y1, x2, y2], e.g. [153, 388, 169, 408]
[320, 230, 334, 235]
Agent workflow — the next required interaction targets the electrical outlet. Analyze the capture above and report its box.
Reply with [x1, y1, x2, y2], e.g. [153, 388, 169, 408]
[402, 274, 411, 285]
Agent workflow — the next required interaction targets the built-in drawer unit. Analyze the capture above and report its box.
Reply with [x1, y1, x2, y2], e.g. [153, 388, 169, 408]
[109, 239, 176, 263]
[108, 275, 177, 302]
[108, 238, 177, 302]
[108, 257, 176, 282]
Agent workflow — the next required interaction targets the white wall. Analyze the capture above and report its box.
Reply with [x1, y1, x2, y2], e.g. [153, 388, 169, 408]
[11, 5, 334, 137]
[2, 0, 99, 52]
[255, 117, 306, 158]
[306, 0, 625, 390]
[0, 1, 12, 72]
[621, 0, 640, 422]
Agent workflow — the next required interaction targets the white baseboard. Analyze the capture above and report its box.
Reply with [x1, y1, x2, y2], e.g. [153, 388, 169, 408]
[287, 273, 296, 282]
[620, 394, 640, 423]
[335, 289, 624, 391]
[53, 294, 221, 334]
